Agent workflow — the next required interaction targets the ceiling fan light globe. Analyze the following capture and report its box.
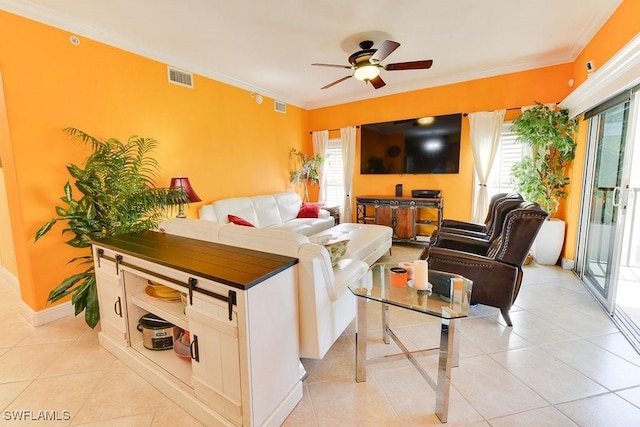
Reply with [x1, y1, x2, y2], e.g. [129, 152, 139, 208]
[353, 64, 380, 81]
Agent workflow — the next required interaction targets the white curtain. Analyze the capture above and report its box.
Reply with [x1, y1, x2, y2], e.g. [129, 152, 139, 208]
[312, 130, 329, 203]
[469, 109, 506, 222]
[340, 126, 356, 222]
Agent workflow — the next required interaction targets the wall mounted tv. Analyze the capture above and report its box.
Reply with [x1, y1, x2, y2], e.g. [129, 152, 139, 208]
[360, 113, 462, 174]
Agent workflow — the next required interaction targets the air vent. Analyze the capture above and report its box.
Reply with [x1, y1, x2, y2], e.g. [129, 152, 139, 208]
[274, 100, 287, 114]
[167, 66, 194, 88]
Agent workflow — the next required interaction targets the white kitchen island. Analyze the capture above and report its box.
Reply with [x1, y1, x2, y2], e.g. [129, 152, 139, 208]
[92, 230, 302, 426]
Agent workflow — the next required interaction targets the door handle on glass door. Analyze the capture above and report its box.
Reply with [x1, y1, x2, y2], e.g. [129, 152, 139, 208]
[613, 186, 621, 207]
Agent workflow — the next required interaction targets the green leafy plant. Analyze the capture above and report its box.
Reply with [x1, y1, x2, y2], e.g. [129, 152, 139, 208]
[510, 103, 578, 216]
[35, 128, 186, 327]
[289, 148, 324, 201]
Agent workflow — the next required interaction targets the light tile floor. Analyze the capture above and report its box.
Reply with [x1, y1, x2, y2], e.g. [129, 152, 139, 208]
[1, 244, 640, 426]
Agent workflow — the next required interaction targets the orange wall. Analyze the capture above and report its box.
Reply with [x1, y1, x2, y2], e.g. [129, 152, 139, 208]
[0, 11, 308, 311]
[308, 65, 574, 222]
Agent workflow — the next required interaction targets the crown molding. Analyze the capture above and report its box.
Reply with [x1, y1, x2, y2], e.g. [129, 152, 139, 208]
[561, 33, 640, 117]
[303, 54, 573, 110]
[3, 0, 623, 112]
[563, 0, 622, 60]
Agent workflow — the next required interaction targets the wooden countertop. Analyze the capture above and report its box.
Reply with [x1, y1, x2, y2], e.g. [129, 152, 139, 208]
[92, 230, 298, 291]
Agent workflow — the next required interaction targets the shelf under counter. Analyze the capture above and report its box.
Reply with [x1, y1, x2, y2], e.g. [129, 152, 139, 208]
[130, 291, 189, 331]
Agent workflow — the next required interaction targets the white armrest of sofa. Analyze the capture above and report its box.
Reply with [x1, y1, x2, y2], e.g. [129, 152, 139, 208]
[297, 244, 366, 358]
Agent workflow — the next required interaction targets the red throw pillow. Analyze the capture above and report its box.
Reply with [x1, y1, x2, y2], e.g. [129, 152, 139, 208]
[228, 214, 255, 227]
[297, 202, 322, 218]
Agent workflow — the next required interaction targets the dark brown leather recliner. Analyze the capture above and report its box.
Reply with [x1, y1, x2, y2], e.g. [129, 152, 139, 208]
[440, 192, 509, 233]
[422, 201, 548, 326]
[422, 194, 524, 258]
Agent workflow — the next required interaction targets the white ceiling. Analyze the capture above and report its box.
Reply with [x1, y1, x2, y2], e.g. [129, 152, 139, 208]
[0, 0, 623, 109]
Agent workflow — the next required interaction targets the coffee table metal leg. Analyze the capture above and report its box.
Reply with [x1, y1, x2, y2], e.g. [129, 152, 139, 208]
[382, 303, 390, 344]
[435, 318, 457, 423]
[453, 318, 460, 367]
[355, 296, 367, 382]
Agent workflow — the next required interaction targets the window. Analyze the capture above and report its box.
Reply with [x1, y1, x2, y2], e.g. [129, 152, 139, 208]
[485, 122, 526, 198]
[324, 139, 344, 208]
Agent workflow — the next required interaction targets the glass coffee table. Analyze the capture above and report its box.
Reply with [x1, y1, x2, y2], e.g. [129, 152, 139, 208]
[348, 263, 473, 423]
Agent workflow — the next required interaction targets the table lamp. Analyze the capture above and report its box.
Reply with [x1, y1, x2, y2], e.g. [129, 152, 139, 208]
[170, 176, 201, 218]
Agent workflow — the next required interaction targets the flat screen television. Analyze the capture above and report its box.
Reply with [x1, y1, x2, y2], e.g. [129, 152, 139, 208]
[360, 113, 462, 174]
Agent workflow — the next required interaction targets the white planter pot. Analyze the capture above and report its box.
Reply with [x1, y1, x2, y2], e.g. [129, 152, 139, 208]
[532, 218, 565, 265]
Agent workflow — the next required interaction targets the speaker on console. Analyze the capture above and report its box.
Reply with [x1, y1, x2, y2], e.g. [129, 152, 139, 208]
[411, 189, 441, 198]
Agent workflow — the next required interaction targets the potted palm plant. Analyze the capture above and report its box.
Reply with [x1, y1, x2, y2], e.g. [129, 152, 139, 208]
[510, 102, 578, 265]
[35, 128, 186, 327]
[289, 148, 324, 202]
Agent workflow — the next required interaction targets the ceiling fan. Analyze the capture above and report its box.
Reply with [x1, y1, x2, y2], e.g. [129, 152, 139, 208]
[312, 40, 433, 90]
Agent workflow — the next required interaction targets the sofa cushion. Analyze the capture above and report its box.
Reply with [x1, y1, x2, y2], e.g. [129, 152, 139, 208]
[251, 195, 283, 228]
[211, 197, 260, 226]
[285, 218, 334, 235]
[297, 202, 322, 218]
[228, 214, 255, 227]
[271, 221, 313, 235]
[199, 205, 218, 222]
[273, 192, 303, 223]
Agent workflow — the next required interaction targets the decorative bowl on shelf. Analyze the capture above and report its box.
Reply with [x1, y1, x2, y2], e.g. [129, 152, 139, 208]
[174, 331, 191, 360]
[145, 280, 181, 301]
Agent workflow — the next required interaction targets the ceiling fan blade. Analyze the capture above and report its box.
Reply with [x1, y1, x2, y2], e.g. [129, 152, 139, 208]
[312, 63, 352, 69]
[385, 60, 433, 71]
[370, 75, 386, 89]
[370, 40, 400, 64]
[321, 75, 352, 89]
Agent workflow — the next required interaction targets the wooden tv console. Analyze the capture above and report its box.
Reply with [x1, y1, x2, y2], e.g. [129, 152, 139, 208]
[356, 195, 443, 244]
[92, 231, 302, 426]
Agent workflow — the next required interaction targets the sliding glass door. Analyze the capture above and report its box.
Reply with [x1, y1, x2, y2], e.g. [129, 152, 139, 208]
[578, 97, 634, 311]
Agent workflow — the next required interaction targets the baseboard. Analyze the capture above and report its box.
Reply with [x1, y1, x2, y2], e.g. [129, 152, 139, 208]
[0, 265, 19, 292]
[20, 300, 74, 326]
[0, 263, 75, 326]
[561, 257, 575, 270]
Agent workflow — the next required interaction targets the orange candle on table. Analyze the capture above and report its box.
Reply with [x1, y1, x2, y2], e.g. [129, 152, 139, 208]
[389, 267, 408, 288]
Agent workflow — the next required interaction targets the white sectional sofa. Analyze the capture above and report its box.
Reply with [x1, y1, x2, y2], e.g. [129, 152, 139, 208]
[198, 191, 335, 236]
[157, 193, 392, 359]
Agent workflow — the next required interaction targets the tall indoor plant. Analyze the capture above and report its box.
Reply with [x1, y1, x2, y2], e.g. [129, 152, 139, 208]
[35, 128, 186, 327]
[510, 102, 578, 264]
[289, 148, 324, 202]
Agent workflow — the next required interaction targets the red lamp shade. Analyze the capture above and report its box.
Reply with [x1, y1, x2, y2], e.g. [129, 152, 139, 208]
[170, 177, 201, 203]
